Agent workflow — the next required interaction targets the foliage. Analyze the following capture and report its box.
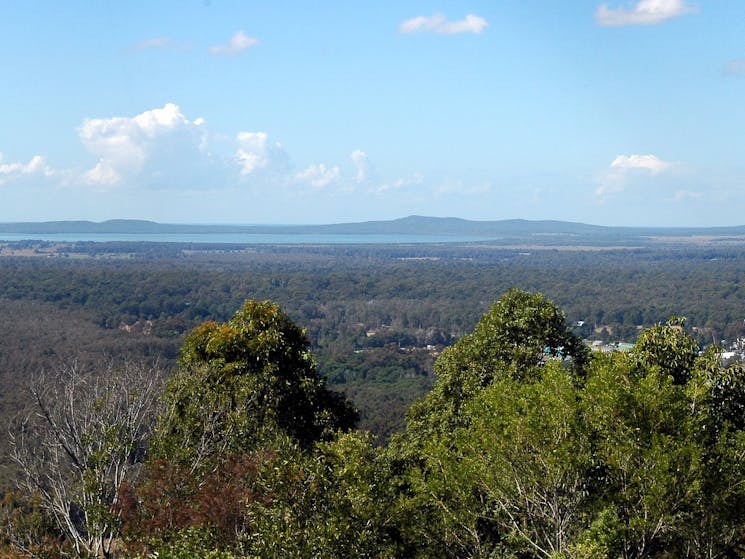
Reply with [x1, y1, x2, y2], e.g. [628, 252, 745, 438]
[405, 288, 588, 438]
[124, 301, 374, 557]
[0, 490, 65, 558]
[6, 243, 745, 451]
[6, 260, 745, 557]
[118, 451, 270, 556]
[632, 316, 698, 384]
[457, 363, 595, 557]
[393, 301, 745, 558]
[239, 431, 397, 558]
[149, 299, 358, 472]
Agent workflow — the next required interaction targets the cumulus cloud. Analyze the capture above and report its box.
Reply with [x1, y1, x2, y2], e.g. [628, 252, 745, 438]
[76, 103, 347, 192]
[398, 14, 488, 35]
[235, 132, 288, 176]
[595, 0, 697, 26]
[596, 153, 675, 197]
[295, 163, 341, 189]
[209, 31, 258, 55]
[610, 154, 671, 174]
[79, 103, 209, 186]
[0, 153, 55, 186]
[3, 103, 423, 203]
[350, 149, 370, 183]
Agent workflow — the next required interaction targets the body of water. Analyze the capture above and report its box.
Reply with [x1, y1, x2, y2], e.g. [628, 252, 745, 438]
[0, 232, 498, 244]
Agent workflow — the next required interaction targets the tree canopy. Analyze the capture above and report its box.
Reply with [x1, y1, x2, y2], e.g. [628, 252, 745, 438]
[5, 293, 745, 558]
[404, 288, 588, 438]
[150, 299, 358, 469]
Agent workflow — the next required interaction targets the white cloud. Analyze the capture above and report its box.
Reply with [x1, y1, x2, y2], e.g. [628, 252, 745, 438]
[596, 153, 675, 197]
[350, 149, 369, 183]
[295, 163, 341, 189]
[235, 132, 287, 176]
[4, 104, 432, 203]
[84, 161, 119, 185]
[79, 103, 209, 186]
[376, 173, 424, 193]
[0, 153, 55, 186]
[610, 154, 671, 174]
[595, 0, 697, 26]
[398, 14, 488, 35]
[77, 104, 333, 192]
[209, 31, 258, 55]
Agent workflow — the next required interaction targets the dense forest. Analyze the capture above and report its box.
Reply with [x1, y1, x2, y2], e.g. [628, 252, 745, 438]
[2, 286, 745, 558]
[2, 241, 745, 461]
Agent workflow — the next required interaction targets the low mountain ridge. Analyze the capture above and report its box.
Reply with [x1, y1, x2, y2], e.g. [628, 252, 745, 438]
[2, 215, 745, 238]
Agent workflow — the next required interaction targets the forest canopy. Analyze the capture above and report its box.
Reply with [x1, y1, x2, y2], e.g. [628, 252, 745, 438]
[3, 291, 745, 558]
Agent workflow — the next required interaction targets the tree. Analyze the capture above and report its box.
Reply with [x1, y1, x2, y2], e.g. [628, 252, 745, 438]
[129, 300, 360, 555]
[9, 360, 164, 558]
[583, 351, 701, 558]
[239, 431, 398, 558]
[456, 362, 595, 558]
[405, 288, 588, 438]
[391, 290, 590, 558]
[633, 316, 698, 385]
[149, 299, 358, 470]
[584, 329, 745, 558]
[393, 301, 745, 558]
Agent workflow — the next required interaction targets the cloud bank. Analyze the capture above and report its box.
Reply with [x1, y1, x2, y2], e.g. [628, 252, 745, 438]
[0, 103, 487, 224]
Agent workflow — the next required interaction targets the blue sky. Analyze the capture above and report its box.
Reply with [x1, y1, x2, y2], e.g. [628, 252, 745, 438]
[1, 1, 743, 226]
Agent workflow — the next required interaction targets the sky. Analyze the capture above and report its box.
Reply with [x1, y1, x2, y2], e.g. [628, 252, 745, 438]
[1, 0, 744, 226]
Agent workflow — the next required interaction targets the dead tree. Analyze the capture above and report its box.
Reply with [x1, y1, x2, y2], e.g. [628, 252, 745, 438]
[9, 360, 165, 558]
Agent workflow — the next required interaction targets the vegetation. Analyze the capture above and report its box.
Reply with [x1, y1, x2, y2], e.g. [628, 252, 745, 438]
[3, 287, 745, 557]
[3, 241, 745, 451]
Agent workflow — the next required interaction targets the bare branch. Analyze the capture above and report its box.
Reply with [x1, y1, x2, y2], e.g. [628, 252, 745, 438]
[9, 359, 165, 558]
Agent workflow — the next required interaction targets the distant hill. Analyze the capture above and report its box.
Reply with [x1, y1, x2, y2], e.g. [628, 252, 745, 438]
[2, 216, 745, 244]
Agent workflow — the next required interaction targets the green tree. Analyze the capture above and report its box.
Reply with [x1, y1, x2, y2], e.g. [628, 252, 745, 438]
[130, 300, 361, 555]
[150, 299, 358, 469]
[405, 288, 588, 439]
[633, 316, 698, 385]
[584, 329, 745, 558]
[456, 362, 595, 558]
[241, 431, 398, 558]
[392, 301, 745, 558]
[390, 290, 590, 558]
[584, 351, 701, 558]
